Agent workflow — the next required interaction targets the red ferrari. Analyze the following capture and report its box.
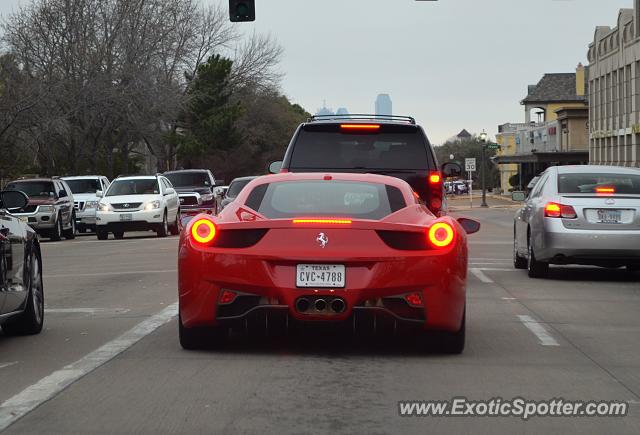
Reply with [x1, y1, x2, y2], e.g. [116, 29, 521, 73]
[178, 173, 479, 353]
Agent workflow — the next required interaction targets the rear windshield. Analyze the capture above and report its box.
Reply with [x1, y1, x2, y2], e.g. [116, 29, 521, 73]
[245, 181, 406, 220]
[5, 181, 55, 198]
[558, 172, 640, 194]
[65, 179, 101, 194]
[290, 125, 431, 170]
[165, 172, 211, 188]
[106, 179, 159, 196]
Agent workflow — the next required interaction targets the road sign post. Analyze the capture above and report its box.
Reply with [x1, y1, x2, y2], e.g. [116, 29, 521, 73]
[465, 158, 476, 208]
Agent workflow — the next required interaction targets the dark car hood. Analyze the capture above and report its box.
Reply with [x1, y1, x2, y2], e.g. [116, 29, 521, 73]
[174, 186, 212, 195]
[27, 197, 56, 206]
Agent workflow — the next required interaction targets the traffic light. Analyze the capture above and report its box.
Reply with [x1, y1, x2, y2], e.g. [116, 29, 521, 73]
[229, 0, 255, 22]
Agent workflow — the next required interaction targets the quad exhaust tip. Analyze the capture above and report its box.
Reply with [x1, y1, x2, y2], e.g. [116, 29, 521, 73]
[314, 299, 327, 311]
[330, 298, 345, 313]
[296, 298, 310, 313]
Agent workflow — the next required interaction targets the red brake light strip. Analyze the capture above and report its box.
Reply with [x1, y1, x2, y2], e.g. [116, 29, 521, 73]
[292, 219, 352, 225]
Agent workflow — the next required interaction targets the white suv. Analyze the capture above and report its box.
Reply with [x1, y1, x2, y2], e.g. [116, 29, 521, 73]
[62, 175, 110, 233]
[95, 175, 180, 240]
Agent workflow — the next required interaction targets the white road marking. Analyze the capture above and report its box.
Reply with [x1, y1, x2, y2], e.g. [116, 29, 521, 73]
[44, 269, 177, 279]
[0, 302, 178, 431]
[470, 258, 511, 261]
[0, 362, 18, 370]
[41, 237, 178, 247]
[470, 262, 511, 266]
[468, 241, 512, 245]
[501, 297, 517, 301]
[45, 308, 131, 315]
[469, 268, 494, 283]
[473, 268, 516, 272]
[518, 315, 560, 346]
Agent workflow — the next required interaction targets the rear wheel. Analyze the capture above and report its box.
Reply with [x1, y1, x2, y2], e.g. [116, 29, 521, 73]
[627, 264, 640, 273]
[169, 211, 181, 235]
[178, 314, 227, 350]
[63, 214, 76, 239]
[96, 227, 108, 240]
[527, 238, 548, 278]
[1, 248, 44, 335]
[513, 233, 527, 269]
[156, 212, 168, 237]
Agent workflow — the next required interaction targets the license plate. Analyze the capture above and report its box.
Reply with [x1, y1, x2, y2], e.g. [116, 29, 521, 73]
[296, 264, 345, 288]
[597, 209, 621, 223]
[119, 213, 132, 222]
[19, 216, 28, 223]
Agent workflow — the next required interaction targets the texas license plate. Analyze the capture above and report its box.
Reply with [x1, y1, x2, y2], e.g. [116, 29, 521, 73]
[119, 213, 133, 222]
[597, 209, 621, 223]
[296, 264, 345, 288]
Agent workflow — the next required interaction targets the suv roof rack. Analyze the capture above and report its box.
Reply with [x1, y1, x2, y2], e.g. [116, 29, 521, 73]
[307, 114, 416, 125]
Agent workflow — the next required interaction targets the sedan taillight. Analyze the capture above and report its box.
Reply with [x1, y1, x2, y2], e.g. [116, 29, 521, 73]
[544, 202, 577, 219]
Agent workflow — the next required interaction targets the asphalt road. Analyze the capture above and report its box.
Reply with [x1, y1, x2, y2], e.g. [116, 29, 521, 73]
[1, 201, 639, 434]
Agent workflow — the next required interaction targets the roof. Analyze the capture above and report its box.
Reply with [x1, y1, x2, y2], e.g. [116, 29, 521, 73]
[555, 165, 640, 175]
[9, 178, 56, 183]
[229, 176, 259, 183]
[164, 169, 210, 174]
[521, 73, 587, 105]
[61, 175, 107, 180]
[456, 129, 472, 138]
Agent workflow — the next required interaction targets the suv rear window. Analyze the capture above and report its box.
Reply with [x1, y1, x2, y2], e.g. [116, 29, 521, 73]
[245, 181, 406, 220]
[65, 179, 101, 194]
[290, 124, 431, 170]
[6, 181, 56, 198]
[165, 172, 211, 188]
[558, 172, 640, 194]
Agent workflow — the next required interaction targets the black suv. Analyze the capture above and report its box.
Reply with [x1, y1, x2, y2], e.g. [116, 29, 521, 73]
[270, 115, 460, 216]
[164, 169, 221, 216]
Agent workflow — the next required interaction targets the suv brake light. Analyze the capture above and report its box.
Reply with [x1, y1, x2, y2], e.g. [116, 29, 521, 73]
[340, 124, 380, 131]
[427, 171, 443, 214]
[544, 202, 577, 219]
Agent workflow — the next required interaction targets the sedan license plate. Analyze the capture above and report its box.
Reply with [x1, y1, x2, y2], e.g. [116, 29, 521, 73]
[119, 213, 133, 222]
[597, 209, 621, 224]
[296, 264, 345, 288]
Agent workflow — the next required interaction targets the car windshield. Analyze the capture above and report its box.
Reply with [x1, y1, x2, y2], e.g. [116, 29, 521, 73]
[65, 179, 101, 194]
[165, 172, 210, 188]
[227, 179, 253, 198]
[5, 181, 56, 198]
[106, 179, 159, 196]
[290, 127, 430, 170]
[558, 173, 640, 194]
[245, 180, 406, 220]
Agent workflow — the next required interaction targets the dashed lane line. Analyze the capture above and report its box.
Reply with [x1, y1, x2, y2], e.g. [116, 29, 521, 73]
[0, 302, 178, 432]
[517, 315, 561, 346]
[469, 268, 494, 283]
[44, 269, 177, 279]
[0, 362, 18, 370]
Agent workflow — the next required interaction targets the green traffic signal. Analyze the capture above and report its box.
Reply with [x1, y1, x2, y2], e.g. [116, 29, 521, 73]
[229, 0, 255, 22]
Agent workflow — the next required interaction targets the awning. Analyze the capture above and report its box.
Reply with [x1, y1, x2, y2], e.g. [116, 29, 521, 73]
[492, 151, 588, 164]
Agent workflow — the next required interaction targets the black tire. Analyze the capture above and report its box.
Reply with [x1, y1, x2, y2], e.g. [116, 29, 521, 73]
[96, 227, 109, 240]
[627, 264, 640, 273]
[514, 233, 527, 269]
[179, 314, 227, 350]
[49, 214, 63, 241]
[156, 212, 168, 237]
[527, 238, 549, 278]
[63, 214, 76, 239]
[169, 211, 181, 235]
[113, 231, 124, 240]
[438, 309, 466, 354]
[1, 247, 44, 335]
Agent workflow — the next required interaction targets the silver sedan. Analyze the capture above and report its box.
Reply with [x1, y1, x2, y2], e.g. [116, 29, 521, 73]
[513, 165, 640, 278]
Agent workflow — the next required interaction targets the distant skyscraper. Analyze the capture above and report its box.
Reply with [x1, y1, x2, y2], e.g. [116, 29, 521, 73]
[375, 94, 392, 116]
[336, 107, 349, 115]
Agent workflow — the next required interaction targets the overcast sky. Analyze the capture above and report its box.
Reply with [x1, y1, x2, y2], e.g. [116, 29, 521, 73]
[0, 0, 632, 144]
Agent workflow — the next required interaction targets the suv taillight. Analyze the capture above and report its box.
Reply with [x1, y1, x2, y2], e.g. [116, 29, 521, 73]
[427, 171, 443, 215]
[544, 202, 577, 219]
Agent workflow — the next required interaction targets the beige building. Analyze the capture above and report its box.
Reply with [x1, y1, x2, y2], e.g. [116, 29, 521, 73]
[587, 0, 640, 167]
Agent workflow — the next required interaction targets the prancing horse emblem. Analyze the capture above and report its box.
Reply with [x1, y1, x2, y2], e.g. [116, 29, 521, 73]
[316, 232, 329, 248]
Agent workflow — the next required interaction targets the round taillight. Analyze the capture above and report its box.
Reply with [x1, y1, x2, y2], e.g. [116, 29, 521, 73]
[191, 218, 216, 244]
[428, 222, 454, 248]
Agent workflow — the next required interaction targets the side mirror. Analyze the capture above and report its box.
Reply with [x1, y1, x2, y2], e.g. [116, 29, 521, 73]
[511, 191, 526, 202]
[269, 161, 283, 174]
[441, 162, 462, 178]
[457, 217, 481, 235]
[58, 189, 67, 198]
[0, 190, 29, 211]
[96, 190, 103, 198]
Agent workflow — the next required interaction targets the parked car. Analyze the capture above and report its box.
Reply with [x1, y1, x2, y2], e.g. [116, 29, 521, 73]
[62, 175, 110, 233]
[269, 114, 461, 216]
[0, 190, 44, 335]
[219, 176, 257, 210]
[164, 169, 220, 219]
[95, 175, 180, 240]
[178, 173, 480, 352]
[513, 165, 640, 277]
[5, 178, 76, 241]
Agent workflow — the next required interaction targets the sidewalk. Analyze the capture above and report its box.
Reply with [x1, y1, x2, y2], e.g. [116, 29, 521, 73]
[446, 192, 521, 211]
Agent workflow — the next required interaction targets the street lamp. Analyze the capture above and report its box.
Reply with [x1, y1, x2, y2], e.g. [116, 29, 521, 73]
[479, 130, 489, 208]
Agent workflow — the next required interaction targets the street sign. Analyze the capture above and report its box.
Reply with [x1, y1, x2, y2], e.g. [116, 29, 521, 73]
[487, 143, 500, 150]
[465, 158, 476, 172]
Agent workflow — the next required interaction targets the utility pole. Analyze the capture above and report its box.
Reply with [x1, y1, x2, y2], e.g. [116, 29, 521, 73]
[479, 130, 489, 208]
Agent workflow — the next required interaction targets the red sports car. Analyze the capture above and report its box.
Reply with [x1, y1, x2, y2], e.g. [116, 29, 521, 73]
[178, 173, 479, 353]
